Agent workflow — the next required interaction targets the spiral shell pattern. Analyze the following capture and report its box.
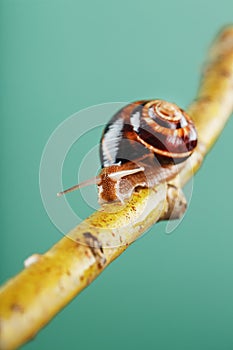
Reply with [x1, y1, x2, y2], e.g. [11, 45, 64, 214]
[100, 100, 197, 167]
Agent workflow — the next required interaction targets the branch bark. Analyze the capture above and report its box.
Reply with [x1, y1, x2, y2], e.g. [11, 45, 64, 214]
[1, 26, 233, 350]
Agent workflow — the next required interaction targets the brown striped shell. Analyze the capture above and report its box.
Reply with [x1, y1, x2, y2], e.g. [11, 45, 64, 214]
[58, 100, 198, 203]
[100, 100, 197, 167]
[98, 100, 198, 203]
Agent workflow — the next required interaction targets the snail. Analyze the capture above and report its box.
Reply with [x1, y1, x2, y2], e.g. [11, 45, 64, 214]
[58, 100, 198, 203]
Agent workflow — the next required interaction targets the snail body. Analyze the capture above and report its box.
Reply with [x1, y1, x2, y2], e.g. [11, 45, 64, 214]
[58, 100, 198, 203]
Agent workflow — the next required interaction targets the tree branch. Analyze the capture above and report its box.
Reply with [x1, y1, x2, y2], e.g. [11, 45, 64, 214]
[1, 26, 233, 350]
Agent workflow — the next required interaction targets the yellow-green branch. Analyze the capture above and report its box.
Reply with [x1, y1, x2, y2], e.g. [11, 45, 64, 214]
[1, 26, 233, 350]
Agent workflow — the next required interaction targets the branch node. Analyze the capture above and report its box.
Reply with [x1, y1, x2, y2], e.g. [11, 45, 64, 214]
[24, 254, 42, 268]
[160, 185, 187, 221]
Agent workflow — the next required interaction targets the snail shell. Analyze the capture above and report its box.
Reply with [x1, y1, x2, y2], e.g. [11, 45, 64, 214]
[98, 100, 197, 203]
[58, 100, 198, 203]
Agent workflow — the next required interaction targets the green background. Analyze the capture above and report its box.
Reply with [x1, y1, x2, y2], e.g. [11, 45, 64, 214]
[1, 0, 233, 349]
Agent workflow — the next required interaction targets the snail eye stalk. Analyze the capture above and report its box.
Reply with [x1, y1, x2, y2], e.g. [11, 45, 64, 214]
[108, 167, 145, 181]
[57, 176, 101, 197]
